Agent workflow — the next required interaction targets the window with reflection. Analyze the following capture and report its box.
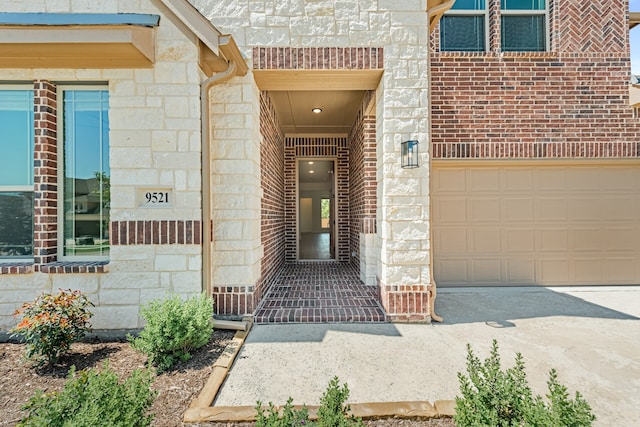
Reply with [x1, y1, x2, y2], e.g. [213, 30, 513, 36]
[60, 88, 110, 259]
[501, 0, 547, 52]
[440, 0, 487, 52]
[0, 89, 34, 260]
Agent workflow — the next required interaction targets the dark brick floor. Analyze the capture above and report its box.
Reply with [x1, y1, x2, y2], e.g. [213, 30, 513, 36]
[254, 262, 388, 323]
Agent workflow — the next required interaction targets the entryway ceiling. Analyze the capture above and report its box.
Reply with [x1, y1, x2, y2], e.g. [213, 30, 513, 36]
[269, 90, 366, 134]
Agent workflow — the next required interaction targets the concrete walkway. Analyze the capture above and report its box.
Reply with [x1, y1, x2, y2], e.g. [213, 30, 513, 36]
[214, 286, 640, 426]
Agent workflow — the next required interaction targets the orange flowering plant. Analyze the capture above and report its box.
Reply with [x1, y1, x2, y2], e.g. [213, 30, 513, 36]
[10, 289, 94, 366]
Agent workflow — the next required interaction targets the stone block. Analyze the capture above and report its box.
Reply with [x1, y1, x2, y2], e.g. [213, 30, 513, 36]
[0, 289, 47, 305]
[140, 289, 170, 305]
[92, 306, 141, 330]
[392, 250, 429, 265]
[110, 108, 163, 131]
[99, 289, 141, 306]
[153, 152, 200, 169]
[154, 255, 188, 271]
[171, 272, 201, 293]
[151, 130, 178, 151]
[109, 129, 152, 148]
[391, 221, 428, 241]
[51, 274, 100, 294]
[110, 147, 152, 168]
[101, 272, 161, 289]
[154, 62, 188, 84]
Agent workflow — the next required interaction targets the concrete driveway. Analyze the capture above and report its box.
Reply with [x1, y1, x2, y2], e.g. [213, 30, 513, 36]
[214, 286, 640, 426]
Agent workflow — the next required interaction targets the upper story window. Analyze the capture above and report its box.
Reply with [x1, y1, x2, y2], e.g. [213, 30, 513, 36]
[0, 88, 34, 260]
[59, 87, 110, 260]
[440, 0, 487, 52]
[439, 0, 549, 53]
[501, 0, 548, 52]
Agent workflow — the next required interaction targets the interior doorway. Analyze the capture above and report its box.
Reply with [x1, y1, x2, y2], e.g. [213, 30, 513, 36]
[298, 159, 335, 260]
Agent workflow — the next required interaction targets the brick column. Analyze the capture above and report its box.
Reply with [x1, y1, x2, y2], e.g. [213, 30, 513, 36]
[33, 80, 58, 269]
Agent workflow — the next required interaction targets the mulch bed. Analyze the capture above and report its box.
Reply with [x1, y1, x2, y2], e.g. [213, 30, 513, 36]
[0, 330, 455, 427]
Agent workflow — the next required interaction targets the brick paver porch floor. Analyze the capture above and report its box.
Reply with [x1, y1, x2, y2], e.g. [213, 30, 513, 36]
[254, 263, 388, 323]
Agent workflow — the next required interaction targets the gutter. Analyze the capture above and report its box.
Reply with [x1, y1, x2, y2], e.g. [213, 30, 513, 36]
[201, 35, 247, 297]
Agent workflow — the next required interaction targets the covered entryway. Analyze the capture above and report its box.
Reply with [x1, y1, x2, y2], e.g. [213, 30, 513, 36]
[432, 161, 640, 286]
[248, 49, 384, 322]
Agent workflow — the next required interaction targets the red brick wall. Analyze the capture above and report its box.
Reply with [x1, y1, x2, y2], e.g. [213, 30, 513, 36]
[33, 80, 58, 268]
[259, 92, 286, 295]
[111, 220, 201, 245]
[348, 91, 376, 270]
[430, 0, 640, 159]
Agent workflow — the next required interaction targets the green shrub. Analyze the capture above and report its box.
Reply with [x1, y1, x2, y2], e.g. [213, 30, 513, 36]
[316, 376, 364, 427]
[454, 340, 595, 427]
[526, 369, 597, 427]
[256, 398, 309, 427]
[18, 362, 156, 427]
[255, 376, 363, 427]
[10, 289, 93, 366]
[129, 293, 214, 372]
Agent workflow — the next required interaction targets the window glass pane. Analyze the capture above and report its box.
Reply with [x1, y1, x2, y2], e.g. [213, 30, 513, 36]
[501, 0, 545, 10]
[63, 90, 110, 258]
[502, 15, 545, 51]
[452, 0, 485, 10]
[0, 90, 34, 186]
[0, 192, 33, 258]
[441, 16, 485, 52]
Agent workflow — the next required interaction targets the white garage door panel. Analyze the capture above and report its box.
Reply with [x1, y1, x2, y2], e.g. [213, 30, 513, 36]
[433, 162, 640, 286]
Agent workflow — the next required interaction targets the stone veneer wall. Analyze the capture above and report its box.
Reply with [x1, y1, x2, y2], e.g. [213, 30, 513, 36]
[259, 92, 285, 296]
[430, 0, 640, 159]
[0, 0, 204, 330]
[348, 91, 377, 282]
[208, 80, 263, 317]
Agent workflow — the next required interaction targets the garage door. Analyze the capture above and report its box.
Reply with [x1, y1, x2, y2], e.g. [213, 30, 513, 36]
[432, 161, 640, 286]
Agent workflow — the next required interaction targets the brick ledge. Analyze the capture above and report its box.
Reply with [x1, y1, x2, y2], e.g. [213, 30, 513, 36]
[0, 262, 34, 275]
[38, 261, 109, 274]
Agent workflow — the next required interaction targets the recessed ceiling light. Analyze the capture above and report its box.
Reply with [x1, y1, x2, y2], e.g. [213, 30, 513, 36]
[309, 170, 315, 174]
[308, 161, 314, 165]
[311, 107, 323, 113]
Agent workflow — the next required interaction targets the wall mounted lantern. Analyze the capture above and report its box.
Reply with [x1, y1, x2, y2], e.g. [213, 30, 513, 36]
[401, 140, 419, 169]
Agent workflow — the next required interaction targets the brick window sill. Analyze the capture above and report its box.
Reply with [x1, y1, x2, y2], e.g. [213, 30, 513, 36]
[39, 261, 109, 274]
[434, 51, 559, 59]
[0, 262, 35, 275]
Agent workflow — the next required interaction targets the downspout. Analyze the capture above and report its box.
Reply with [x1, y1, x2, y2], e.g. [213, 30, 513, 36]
[201, 59, 237, 297]
[426, 0, 453, 322]
[427, 47, 443, 324]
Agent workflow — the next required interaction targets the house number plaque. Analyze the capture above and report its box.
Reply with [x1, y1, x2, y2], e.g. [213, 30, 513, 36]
[138, 188, 173, 208]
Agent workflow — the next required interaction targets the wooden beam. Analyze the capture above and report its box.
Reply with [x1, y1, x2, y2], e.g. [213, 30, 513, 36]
[253, 69, 384, 91]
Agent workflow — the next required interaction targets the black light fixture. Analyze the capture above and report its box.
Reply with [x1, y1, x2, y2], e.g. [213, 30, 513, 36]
[401, 140, 419, 169]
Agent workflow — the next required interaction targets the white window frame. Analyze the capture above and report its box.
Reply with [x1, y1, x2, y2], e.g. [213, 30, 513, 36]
[0, 85, 34, 262]
[441, 1, 489, 52]
[500, 1, 550, 52]
[57, 85, 110, 262]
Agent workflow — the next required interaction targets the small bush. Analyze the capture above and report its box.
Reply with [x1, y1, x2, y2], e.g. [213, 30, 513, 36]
[11, 289, 93, 366]
[316, 376, 364, 427]
[17, 362, 157, 427]
[454, 339, 595, 427]
[255, 376, 363, 427]
[130, 293, 214, 372]
[256, 398, 309, 427]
